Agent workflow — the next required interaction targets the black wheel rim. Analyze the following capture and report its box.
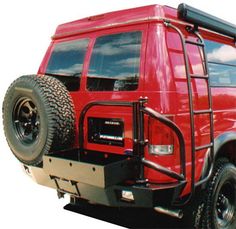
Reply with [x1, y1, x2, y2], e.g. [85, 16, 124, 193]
[215, 181, 236, 228]
[13, 97, 40, 144]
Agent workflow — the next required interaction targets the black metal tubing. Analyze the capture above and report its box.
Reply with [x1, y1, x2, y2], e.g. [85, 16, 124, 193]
[132, 102, 138, 151]
[137, 97, 147, 181]
[78, 99, 186, 183]
[193, 30, 215, 187]
[142, 158, 184, 181]
[142, 107, 186, 178]
[164, 21, 197, 206]
[78, 99, 145, 181]
[164, 20, 215, 205]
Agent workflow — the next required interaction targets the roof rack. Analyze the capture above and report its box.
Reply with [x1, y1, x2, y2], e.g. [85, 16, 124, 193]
[178, 3, 236, 39]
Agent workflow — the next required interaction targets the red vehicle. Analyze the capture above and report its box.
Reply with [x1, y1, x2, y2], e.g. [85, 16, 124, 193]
[3, 3, 236, 229]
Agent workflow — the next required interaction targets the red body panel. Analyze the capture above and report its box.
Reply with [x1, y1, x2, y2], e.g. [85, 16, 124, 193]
[38, 4, 236, 197]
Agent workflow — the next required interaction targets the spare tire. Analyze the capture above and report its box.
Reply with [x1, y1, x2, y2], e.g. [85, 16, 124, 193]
[2, 75, 75, 165]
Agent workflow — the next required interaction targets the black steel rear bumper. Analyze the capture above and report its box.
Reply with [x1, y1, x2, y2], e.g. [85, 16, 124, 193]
[24, 152, 186, 208]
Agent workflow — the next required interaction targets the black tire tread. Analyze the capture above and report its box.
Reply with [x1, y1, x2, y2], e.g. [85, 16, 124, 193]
[202, 158, 232, 229]
[2, 74, 75, 165]
[183, 191, 205, 228]
[183, 158, 230, 229]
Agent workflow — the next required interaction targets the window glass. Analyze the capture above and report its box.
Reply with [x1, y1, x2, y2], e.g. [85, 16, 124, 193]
[46, 39, 89, 77]
[208, 63, 236, 86]
[205, 40, 236, 87]
[87, 31, 141, 91]
[206, 40, 236, 65]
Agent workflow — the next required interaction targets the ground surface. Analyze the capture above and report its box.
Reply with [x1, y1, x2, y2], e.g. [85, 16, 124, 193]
[65, 201, 191, 228]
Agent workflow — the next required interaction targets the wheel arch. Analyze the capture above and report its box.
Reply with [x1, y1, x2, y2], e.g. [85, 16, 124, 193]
[214, 132, 236, 164]
[200, 131, 236, 185]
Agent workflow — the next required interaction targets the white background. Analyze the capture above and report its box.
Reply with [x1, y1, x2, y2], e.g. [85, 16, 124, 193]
[0, 1, 234, 228]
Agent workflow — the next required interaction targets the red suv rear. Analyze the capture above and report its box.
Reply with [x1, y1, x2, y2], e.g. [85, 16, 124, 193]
[3, 3, 236, 229]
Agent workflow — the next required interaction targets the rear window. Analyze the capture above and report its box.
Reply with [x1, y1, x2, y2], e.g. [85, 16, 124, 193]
[46, 39, 89, 90]
[87, 31, 142, 91]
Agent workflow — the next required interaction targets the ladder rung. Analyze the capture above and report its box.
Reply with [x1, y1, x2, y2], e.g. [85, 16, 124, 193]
[195, 143, 213, 151]
[190, 74, 209, 79]
[194, 109, 212, 115]
[185, 40, 204, 46]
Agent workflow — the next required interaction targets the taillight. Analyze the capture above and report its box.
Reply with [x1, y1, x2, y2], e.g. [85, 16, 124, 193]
[148, 117, 174, 155]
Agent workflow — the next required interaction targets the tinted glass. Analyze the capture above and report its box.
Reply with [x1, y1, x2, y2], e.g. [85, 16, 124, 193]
[208, 63, 236, 86]
[206, 40, 236, 65]
[87, 31, 141, 91]
[46, 39, 89, 77]
[205, 40, 236, 87]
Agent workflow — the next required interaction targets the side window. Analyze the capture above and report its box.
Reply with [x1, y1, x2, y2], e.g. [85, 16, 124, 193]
[205, 40, 236, 87]
[46, 39, 89, 90]
[87, 31, 142, 91]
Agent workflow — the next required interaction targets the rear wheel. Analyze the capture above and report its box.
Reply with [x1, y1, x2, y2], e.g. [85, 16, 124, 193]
[202, 160, 236, 229]
[2, 75, 75, 165]
[184, 159, 236, 229]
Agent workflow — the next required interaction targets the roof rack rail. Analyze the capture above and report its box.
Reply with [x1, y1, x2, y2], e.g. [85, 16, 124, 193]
[178, 3, 236, 39]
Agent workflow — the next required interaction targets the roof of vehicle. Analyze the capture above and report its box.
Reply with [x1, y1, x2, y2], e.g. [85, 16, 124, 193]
[53, 4, 177, 39]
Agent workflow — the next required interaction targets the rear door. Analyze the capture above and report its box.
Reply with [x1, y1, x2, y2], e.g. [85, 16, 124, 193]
[79, 24, 148, 155]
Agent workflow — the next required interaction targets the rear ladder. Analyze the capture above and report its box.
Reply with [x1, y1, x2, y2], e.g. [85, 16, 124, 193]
[165, 21, 214, 197]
